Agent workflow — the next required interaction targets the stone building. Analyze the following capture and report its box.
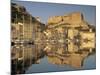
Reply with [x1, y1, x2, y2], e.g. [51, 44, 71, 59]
[11, 2, 95, 64]
[11, 3, 46, 71]
[80, 29, 95, 50]
[47, 12, 89, 29]
[11, 3, 45, 43]
[45, 12, 95, 53]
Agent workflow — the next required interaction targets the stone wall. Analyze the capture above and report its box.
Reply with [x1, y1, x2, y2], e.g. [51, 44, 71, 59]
[48, 12, 83, 25]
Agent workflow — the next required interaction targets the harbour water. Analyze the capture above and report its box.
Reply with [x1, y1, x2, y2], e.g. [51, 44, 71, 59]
[11, 43, 96, 74]
[26, 53, 96, 73]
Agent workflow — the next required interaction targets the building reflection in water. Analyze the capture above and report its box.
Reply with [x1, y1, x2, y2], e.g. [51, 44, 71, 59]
[11, 3, 96, 74]
[11, 39, 95, 74]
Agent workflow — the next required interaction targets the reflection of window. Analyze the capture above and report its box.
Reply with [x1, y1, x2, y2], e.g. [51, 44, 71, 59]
[19, 50, 23, 58]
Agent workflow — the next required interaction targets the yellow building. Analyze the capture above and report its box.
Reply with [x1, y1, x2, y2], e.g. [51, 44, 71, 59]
[80, 30, 95, 49]
[11, 3, 45, 43]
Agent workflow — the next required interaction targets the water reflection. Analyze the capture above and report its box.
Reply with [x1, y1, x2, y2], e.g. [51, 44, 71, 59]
[11, 41, 95, 74]
[11, 44, 45, 74]
[11, 27, 96, 74]
[26, 54, 96, 73]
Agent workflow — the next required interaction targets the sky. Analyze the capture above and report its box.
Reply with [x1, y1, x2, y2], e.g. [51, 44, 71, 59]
[11, 0, 96, 26]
